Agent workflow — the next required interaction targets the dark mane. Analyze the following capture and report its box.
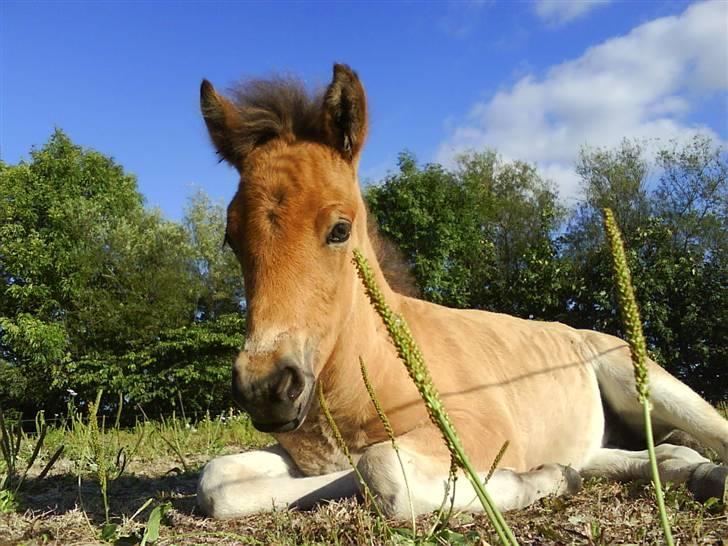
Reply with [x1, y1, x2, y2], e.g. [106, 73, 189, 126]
[227, 77, 325, 160]
[367, 214, 420, 298]
[228, 77, 419, 297]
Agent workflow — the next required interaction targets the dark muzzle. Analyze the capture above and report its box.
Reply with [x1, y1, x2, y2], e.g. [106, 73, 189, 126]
[232, 356, 313, 433]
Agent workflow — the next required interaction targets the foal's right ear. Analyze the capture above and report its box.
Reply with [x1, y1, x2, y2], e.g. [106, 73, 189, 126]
[200, 79, 242, 167]
[321, 64, 368, 163]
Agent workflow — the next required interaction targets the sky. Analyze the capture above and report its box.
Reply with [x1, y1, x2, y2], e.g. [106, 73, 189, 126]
[2, 0, 727, 220]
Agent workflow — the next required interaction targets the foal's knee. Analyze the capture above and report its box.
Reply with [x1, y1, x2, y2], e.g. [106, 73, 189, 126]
[197, 457, 233, 518]
[357, 444, 417, 518]
[197, 453, 282, 518]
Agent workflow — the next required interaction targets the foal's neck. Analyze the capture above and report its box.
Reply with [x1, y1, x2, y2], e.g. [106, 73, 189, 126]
[318, 231, 405, 434]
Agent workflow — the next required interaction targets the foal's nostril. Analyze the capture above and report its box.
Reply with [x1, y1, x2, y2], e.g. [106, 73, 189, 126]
[275, 366, 305, 403]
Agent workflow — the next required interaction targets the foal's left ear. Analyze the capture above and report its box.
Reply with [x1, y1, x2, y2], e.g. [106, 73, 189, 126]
[321, 64, 368, 162]
[200, 79, 244, 168]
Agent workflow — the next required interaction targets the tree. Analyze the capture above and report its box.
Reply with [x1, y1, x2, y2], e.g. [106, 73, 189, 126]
[1, 130, 153, 412]
[563, 136, 727, 400]
[184, 191, 244, 321]
[0, 131, 245, 416]
[366, 150, 566, 319]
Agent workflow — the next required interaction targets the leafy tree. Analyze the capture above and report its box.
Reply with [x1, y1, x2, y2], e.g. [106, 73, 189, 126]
[563, 136, 727, 400]
[366, 150, 566, 319]
[3, 129, 723, 417]
[1, 130, 152, 412]
[367, 153, 477, 307]
[184, 191, 244, 321]
[0, 131, 245, 416]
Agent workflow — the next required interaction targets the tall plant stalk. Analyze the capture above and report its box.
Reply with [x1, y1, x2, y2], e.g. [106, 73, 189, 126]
[359, 357, 417, 533]
[88, 390, 110, 524]
[352, 249, 518, 546]
[602, 208, 674, 546]
[315, 383, 387, 523]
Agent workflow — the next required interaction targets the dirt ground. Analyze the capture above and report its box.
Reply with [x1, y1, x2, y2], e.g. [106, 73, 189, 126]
[1, 454, 726, 546]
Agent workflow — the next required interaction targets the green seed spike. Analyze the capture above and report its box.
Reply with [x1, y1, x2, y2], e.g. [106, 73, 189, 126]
[360, 358, 397, 443]
[602, 209, 650, 402]
[486, 441, 509, 484]
[352, 248, 518, 546]
[602, 208, 674, 546]
[316, 383, 387, 523]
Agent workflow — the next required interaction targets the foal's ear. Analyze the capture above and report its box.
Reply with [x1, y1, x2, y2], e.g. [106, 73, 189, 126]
[200, 79, 243, 167]
[321, 64, 368, 162]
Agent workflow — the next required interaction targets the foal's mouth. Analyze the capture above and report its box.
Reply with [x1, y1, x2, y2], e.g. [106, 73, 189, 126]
[252, 416, 303, 433]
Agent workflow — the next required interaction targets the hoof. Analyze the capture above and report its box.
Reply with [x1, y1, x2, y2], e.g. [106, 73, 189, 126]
[688, 463, 728, 503]
[560, 465, 583, 495]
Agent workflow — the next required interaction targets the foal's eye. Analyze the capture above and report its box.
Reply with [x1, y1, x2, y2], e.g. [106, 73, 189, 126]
[327, 221, 351, 245]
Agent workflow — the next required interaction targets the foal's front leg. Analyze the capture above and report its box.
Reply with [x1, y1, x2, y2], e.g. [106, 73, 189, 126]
[197, 444, 358, 518]
[356, 430, 582, 519]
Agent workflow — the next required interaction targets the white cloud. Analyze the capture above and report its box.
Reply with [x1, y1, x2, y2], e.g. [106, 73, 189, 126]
[437, 1, 728, 202]
[438, 0, 492, 38]
[534, 0, 612, 26]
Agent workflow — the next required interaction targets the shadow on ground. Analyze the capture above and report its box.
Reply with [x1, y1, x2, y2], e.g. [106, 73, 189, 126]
[17, 471, 199, 524]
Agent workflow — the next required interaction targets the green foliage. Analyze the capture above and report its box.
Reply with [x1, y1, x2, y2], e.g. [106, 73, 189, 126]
[366, 150, 565, 318]
[1, 131, 245, 418]
[1, 128, 725, 420]
[0, 408, 63, 494]
[565, 135, 727, 400]
[0, 489, 17, 513]
[367, 140, 727, 402]
[139, 501, 171, 546]
[184, 190, 244, 321]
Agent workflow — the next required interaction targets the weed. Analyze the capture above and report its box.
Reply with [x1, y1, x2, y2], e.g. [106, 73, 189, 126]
[603, 208, 674, 546]
[353, 248, 518, 546]
[360, 357, 416, 533]
[0, 407, 64, 495]
[316, 382, 386, 523]
[0, 488, 17, 513]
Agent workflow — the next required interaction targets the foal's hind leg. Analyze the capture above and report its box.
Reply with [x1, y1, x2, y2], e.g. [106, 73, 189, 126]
[197, 444, 358, 518]
[357, 429, 582, 519]
[589, 334, 728, 463]
[582, 444, 728, 502]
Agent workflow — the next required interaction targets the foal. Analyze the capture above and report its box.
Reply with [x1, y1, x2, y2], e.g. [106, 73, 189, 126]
[196, 64, 728, 519]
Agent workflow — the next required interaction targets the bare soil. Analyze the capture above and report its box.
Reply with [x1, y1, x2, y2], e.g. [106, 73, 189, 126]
[1, 454, 726, 545]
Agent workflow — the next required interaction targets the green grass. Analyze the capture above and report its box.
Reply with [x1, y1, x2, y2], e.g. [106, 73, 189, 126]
[352, 248, 517, 545]
[36, 409, 271, 470]
[603, 208, 674, 546]
[0, 411, 725, 545]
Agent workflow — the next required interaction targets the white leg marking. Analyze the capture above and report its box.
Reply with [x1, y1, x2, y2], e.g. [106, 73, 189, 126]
[197, 445, 358, 519]
[357, 442, 581, 518]
[583, 444, 727, 501]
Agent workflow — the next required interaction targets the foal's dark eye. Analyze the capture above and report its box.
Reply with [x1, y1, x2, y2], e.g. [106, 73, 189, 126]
[327, 221, 351, 245]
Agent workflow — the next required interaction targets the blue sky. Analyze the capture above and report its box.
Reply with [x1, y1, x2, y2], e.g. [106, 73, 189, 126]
[2, 0, 726, 219]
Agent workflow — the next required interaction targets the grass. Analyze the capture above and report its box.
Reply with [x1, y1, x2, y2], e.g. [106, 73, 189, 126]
[353, 248, 517, 545]
[0, 413, 725, 545]
[603, 208, 674, 545]
[0, 407, 272, 545]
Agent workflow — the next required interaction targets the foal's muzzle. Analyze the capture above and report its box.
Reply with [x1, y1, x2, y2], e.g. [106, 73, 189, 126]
[232, 355, 314, 433]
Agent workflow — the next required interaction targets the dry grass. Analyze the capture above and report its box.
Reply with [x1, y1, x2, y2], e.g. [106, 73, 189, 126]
[1, 418, 726, 546]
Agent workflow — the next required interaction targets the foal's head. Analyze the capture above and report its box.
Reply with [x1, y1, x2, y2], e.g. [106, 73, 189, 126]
[201, 65, 370, 433]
